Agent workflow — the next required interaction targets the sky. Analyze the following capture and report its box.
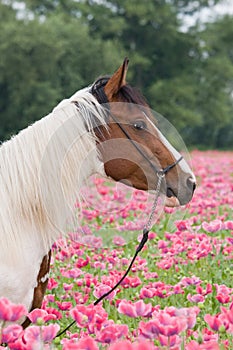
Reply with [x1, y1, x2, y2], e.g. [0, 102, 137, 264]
[8, 0, 233, 27]
[181, 0, 233, 30]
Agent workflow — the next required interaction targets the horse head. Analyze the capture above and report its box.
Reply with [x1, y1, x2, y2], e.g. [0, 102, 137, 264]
[92, 58, 196, 207]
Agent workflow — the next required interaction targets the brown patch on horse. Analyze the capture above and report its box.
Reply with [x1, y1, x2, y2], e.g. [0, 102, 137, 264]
[21, 250, 51, 329]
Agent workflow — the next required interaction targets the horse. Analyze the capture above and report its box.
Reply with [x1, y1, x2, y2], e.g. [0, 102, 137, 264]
[0, 58, 196, 327]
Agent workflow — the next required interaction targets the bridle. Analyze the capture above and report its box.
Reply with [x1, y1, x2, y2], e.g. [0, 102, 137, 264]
[56, 79, 183, 337]
[91, 77, 183, 177]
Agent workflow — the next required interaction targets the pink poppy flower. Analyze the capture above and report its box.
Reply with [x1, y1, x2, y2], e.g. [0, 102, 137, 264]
[93, 284, 117, 301]
[221, 302, 233, 324]
[41, 323, 60, 342]
[63, 337, 99, 350]
[61, 268, 82, 278]
[108, 340, 134, 350]
[148, 231, 156, 240]
[47, 278, 58, 290]
[70, 304, 108, 333]
[44, 307, 62, 320]
[28, 308, 56, 324]
[121, 276, 142, 288]
[109, 340, 154, 350]
[187, 293, 205, 303]
[139, 287, 155, 299]
[76, 256, 90, 268]
[157, 334, 181, 348]
[113, 236, 126, 246]
[0, 297, 27, 322]
[224, 220, 233, 230]
[70, 305, 95, 328]
[23, 324, 59, 346]
[186, 340, 220, 350]
[63, 283, 74, 291]
[118, 299, 152, 318]
[196, 283, 212, 296]
[175, 220, 190, 231]
[56, 301, 73, 311]
[216, 293, 231, 304]
[22, 325, 41, 346]
[204, 314, 227, 331]
[139, 310, 186, 339]
[1, 324, 23, 344]
[202, 220, 222, 233]
[96, 321, 128, 344]
[175, 307, 199, 329]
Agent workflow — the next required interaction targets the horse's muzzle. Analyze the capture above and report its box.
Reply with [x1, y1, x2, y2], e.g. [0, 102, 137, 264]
[165, 175, 196, 207]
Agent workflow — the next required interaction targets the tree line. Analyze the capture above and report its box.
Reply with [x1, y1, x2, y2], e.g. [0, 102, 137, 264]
[0, 0, 233, 148]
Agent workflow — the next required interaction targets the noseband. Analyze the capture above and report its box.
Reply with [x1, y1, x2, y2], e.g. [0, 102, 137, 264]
[56, 79, 183, 337]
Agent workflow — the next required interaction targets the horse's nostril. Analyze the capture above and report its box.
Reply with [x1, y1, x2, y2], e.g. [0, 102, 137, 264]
[187, 177, 196, 193]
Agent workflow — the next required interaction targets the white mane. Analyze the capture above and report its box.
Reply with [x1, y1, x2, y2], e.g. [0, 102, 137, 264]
[0, 88, 107, 307]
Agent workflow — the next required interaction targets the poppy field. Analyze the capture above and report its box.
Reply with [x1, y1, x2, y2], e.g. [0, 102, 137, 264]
[1, 150, 233, 349]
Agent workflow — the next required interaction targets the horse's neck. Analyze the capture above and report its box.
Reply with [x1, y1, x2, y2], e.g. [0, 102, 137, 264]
[0, 90, 106, 255]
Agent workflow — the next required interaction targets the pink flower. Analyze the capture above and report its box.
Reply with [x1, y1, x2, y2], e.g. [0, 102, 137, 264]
[196, 284, 212, 296]
[28, 308, 56, 323]
[187, 293, 205, 303]
[96, 320, 128, 344]
[93, 284, 117, 301]
[204, 314, 227, 331]
[221, 302, 233, 324]
[175, 307, 199, 329]
[1, 324, 23, 344]
[202, 220, 222, 233]
[148, 231, 156, 240]
[157, 334, 181, 348]
[186, 340, 220, 350]
[56, 301, 73, 311]
[43, 307, 62, 320]
[216, 293, 231, 304]
[175, 220, 189, 231]
[109, 340, 154, 350]
[139, 310, 186, 339]
[62, 337, 99, 350]
[224, 220, 233, 230]
[0, 297, 27, 322]
[108, 340, 134, 350]
[70, 304, 108, 333]
[113, 236, 126, 246]
[121, 276, 142, 288]
[140, 287, 156, 299]
[70, 305, 95, 328]
[47, 278, 58, 290]
[41, 323, 60, 341]
[23, 324, 59, 346]
[118, 299, 152, 318]
[23, 325, 41, 346]
[63, 283, 74, 291]
[139, 320, 160, 338]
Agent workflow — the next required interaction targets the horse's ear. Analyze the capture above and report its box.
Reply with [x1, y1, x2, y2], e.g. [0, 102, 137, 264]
[104, 58, 129, 100]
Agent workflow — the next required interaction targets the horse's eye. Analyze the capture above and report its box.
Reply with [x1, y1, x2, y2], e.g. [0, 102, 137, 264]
[133, 121, 147, 130]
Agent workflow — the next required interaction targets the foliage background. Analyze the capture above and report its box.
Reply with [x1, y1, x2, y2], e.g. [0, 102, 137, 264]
[0, 0, 233, 148]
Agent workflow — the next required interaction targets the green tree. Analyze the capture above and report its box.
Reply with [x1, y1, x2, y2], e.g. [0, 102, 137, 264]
[0, 6, 123, 141]
[1, 0, 232, 149]
[190, 15, 233, 147]
[77, 0, 233, 147]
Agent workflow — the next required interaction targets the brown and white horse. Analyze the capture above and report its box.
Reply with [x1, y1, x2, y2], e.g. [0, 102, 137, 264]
[0, 58, 195, 326]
